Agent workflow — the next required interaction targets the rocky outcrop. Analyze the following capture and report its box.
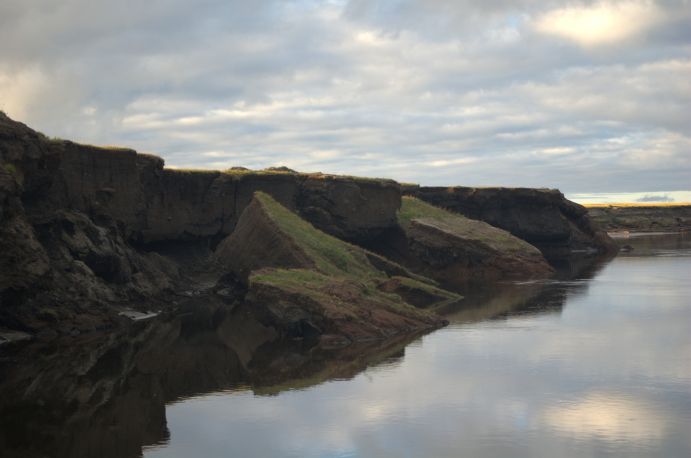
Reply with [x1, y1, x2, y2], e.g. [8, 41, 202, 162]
[587, 204, 691, 233]
[367, 196, 554, 287]
[0, 115, 180, 333]
[0, 113, 401, 334]
[408, 186, 617, 261]
[214, 192, 456, 343]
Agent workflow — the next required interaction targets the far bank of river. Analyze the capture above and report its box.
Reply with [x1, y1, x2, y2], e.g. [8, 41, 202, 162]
[587, 204, 691, 233]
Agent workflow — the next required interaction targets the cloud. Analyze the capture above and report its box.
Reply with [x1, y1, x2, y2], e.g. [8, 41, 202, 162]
[636, 194, 674, 202]
[534, 1, 663, 46]
[0, 0, 689, 194]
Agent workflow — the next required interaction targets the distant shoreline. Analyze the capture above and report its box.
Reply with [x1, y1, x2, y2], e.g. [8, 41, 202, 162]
[583, 202, 691, 208]
[587, 204, 691, 233]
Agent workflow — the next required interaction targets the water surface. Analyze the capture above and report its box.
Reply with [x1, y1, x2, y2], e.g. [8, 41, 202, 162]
[1, 234, 689, 457]
[146, 233, 691, 458]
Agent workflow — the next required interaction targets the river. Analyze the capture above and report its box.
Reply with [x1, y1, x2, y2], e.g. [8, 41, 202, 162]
[1, 233, 690, 457]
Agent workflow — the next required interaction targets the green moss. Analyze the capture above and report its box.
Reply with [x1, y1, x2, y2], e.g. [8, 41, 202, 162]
[398, 196, 456, 229]
[2, 163, 17, 176]
[245, 193, 462, 315]
[394, 276, 461, 303]
[255, 192, 384, 281]
[251, 268, 333, 291]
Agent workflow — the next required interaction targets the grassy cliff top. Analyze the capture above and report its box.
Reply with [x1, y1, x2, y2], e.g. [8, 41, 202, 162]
[398, 196, 541, 254]
[224, 168, 397, 185]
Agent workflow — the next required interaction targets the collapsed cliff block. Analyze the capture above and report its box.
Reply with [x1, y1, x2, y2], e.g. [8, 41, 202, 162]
[410, 186, 617, 261]
[368, 197, 553, 286]
[214, 196, 315, 280]
[214, 192, 456, 343]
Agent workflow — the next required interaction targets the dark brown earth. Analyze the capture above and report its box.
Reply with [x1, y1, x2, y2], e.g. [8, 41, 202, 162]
[406, 185, 617, 262]
[366, 196, 554, 288]
[214, 192, 454, 343]
[0, 113, 403, 336]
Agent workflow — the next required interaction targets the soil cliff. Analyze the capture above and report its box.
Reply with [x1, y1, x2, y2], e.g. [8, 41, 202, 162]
[0, 113, 402, 335]
[214, 192, 456, 343]
[1, 112, 613, 339]
[366, 196, 554, 287]
[408, 186, 617, 261]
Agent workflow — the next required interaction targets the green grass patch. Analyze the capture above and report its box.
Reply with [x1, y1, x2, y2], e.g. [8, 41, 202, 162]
[2, 163, 17, 176]
[255, 192, 386, 281]
[246, 193, 461, 314]
[393, 276, 461, 303]
[251, 268, 333, 291]
[398, 196, 456, 229]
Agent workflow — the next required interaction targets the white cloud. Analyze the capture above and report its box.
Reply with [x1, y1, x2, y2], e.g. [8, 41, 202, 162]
[0, 0, 689, 194]
[535, 1, 663, 46]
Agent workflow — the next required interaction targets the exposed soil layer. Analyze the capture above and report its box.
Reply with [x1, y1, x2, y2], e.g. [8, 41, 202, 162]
[214, 193, 455, 343]
[367, 197, 554, 288]
[406, 186, 617, 262]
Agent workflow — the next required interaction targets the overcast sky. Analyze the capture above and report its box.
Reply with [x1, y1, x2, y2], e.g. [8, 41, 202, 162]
[1, 0, 689, 197]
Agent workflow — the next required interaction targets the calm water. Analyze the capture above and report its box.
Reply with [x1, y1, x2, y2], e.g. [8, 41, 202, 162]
[1, 234, 690, 457]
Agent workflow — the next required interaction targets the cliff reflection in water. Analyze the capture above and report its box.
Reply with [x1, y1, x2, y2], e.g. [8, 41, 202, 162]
[0, 255, 611, 458]
[0, 307, 423, 458]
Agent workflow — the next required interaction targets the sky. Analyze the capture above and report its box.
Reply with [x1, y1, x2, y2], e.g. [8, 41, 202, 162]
[0, 0, 689, 201]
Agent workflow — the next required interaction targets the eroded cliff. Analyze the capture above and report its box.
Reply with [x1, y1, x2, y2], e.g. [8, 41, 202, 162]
[408, 186, 617, 261]
[366, 196, 554, 287]
[0, 113, 403, 335]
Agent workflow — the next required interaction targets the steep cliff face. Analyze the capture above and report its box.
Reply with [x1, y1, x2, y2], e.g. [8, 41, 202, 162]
[0, 113, 401, 334]
[409, 186, 617, 261]
[42, 142, 400, 244]
[1, 113, 400, 245]
[367, 197, 554, 287]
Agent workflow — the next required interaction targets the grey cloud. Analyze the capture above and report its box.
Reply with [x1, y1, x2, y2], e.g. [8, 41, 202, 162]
[0, 0, 689, 195]
[636, 194, 675, 202]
